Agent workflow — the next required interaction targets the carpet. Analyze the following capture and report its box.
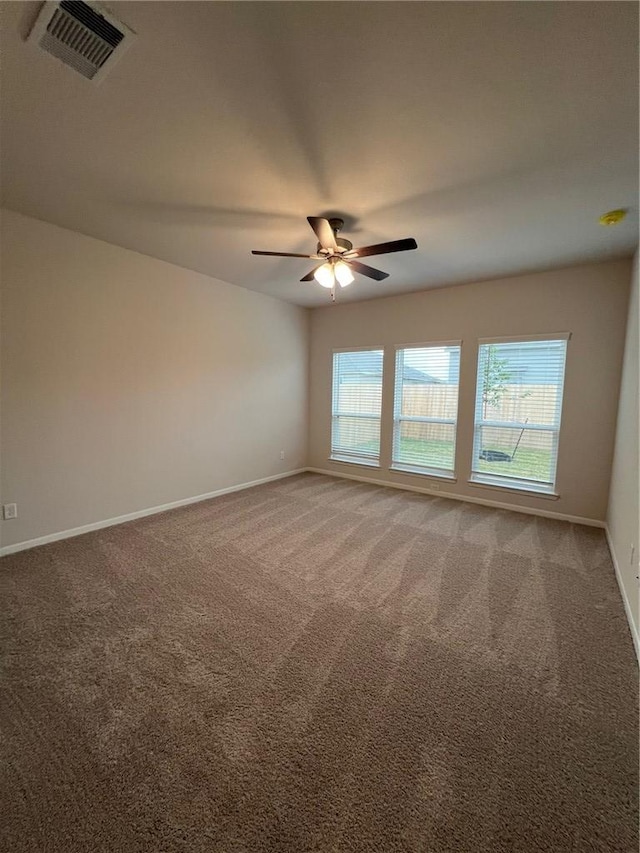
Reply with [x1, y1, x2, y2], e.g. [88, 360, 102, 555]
[1, 473, 637, 852]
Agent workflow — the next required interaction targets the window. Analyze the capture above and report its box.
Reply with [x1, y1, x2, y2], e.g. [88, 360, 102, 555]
[331, 349, 383, 466]
[392, 343, 461, 477]
[471, 335, 569, 494]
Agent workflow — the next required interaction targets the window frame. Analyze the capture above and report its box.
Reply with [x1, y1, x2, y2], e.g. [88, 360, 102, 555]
[390, 340, 462, 480]
[469, 333, 570, 496]
[330, 346, 384, 468]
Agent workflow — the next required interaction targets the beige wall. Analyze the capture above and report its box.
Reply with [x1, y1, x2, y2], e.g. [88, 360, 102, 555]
[607, 249, 639, 647]
[0, 210, 309, 548]
[0, 209, 633, 554]
[309, 259, 632, 523]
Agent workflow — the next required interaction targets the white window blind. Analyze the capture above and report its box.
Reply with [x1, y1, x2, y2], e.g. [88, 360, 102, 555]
[471, 337, 568, 493]
[331, 349, 383, 466]
[392, 343, 461, 477]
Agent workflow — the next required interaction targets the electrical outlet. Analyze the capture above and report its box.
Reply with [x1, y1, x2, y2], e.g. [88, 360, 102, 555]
[280, 450, 285, 461]
[630, 545, 636, 565]
[430, 483, 440, 492]
[3, 503, 18, 520]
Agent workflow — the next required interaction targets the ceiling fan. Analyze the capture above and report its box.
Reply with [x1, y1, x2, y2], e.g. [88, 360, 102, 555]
[252, 217, 418, 299]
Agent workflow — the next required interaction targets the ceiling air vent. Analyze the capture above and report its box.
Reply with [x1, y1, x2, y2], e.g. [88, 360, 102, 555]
[27, 1, 135, 82]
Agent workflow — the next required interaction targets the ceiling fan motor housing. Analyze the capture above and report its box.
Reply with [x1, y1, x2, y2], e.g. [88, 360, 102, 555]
[316, 218, 352, 255]
[318, 237, 353, 255]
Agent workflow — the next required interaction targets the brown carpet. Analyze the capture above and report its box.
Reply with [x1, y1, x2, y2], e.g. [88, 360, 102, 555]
[0, 473, 637, 852]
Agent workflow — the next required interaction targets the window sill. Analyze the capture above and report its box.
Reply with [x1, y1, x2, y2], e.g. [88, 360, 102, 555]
[329, 455, 380, 469]
[468, 477, 559, 500]
[389, 465, 457, 483]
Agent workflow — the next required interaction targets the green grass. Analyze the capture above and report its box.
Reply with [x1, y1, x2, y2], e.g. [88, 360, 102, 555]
[395, 437, 455, 470]
[353, 436, 552, 481]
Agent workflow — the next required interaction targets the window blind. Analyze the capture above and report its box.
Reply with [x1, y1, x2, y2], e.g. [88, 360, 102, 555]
[392, 343, 461, 476]
[471, 337, 568, 493]
[331, 349, 383, 465]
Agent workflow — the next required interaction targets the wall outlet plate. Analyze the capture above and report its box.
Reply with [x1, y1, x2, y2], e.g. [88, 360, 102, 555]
[3, 503, 18, 520]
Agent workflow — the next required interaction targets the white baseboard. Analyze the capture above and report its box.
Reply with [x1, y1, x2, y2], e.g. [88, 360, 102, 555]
[306, 466, 606, 528]
[605, 526, 640, 662]
[0, 469, 307, 557]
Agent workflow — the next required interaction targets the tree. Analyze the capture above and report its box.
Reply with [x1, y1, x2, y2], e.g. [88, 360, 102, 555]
[481, 345, 513, 418]
[481, 345, 532, 421]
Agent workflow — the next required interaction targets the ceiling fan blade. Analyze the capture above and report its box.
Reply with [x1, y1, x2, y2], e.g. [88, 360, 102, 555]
[307, 217, 338, 252]
[348, 260, 389, 281]
[346, 238, 417, 259]
[300, 265, 324, 282]
[252, 250, 318, 258]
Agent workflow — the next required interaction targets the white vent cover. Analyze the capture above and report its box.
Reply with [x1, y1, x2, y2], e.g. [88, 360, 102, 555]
[27, 1, 135, 82]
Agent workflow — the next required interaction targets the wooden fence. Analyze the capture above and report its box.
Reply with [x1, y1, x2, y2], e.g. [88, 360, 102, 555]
[336, 383, 558, 450]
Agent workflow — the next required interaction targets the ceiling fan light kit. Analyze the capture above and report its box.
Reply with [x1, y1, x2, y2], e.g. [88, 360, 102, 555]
[252, 216, 417, 300]
[314, 263, 335, 288]
[334, 261, 354, 287]
[313, 259, 354, 289]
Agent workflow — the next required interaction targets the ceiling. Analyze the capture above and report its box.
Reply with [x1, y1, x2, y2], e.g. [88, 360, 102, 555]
[1, 1, 638, 307]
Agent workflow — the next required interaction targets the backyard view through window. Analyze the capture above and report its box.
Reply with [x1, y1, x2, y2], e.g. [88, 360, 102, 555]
[392, 344, 461, 476]
[331, 349, 383, 465]
[470, 337, 568, 493]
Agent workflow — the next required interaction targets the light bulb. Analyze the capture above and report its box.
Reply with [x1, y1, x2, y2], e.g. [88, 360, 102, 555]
[334, 261, 354, 287]
[314, 263, 335, 288]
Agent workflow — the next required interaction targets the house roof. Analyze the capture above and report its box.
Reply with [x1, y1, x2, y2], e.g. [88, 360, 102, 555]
[0, 2, 637, 306]
[339, 352, 441, 384]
